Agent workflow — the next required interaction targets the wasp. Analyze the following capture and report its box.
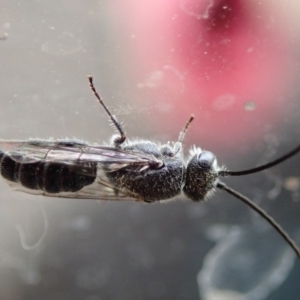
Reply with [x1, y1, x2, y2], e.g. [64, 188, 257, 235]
[0, 76, 300, 258]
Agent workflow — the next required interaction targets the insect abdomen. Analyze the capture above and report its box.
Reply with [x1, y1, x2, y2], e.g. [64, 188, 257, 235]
[0, 151, 96, 193]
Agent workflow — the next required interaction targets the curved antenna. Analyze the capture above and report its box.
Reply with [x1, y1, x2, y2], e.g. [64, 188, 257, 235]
[217, 181, 300, 259]
[219, 144, 300, 177]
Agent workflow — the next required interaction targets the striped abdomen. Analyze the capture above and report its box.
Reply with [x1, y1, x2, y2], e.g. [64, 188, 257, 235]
[0, 151, 96, 193]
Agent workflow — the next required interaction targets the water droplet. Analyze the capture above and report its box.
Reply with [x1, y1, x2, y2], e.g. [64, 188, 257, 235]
[41, 32, 82, 55]
[244, 101, 257, 111]
[212, 94, 236, 111]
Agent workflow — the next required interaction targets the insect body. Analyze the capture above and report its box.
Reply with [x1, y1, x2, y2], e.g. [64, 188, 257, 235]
[0, 76, 300, 258]
[0, 131, 217, 202]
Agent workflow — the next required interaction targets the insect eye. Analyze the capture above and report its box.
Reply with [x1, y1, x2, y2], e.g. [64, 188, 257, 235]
[198, 151, 215, 169]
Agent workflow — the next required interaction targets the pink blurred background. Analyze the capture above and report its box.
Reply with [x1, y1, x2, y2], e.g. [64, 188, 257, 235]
[111, 0, 299, 152]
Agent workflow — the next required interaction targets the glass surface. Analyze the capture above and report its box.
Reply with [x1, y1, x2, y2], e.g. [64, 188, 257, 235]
[0, 1, 300, 299]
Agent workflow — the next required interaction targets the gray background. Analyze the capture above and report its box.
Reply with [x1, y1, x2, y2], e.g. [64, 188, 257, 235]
[0, 1, 300, 300]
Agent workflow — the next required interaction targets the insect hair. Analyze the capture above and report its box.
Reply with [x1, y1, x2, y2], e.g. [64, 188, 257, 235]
[88, 76, 300, 259]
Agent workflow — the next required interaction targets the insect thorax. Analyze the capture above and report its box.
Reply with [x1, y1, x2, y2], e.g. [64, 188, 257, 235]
[105, 141, 185, 202]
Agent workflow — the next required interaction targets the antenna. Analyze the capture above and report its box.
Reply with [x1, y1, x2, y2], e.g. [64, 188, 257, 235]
[217, 181, 300, 259]
[219, 144, 300, 177]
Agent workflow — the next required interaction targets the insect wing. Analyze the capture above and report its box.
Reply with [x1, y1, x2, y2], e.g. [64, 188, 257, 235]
[0, 140, 157, 164]
[0, 140, 160, 201]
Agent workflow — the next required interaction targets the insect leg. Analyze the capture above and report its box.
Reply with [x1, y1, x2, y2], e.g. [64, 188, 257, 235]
[178, 115, 194, 143]
[174, 115, 194, 154]
[88, 76, 126, 147]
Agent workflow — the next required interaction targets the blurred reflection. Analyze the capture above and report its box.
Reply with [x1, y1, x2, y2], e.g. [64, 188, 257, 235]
[16, 203, 48, 251]
[198, 226, 295, 300]
[41, 32, 82, 56]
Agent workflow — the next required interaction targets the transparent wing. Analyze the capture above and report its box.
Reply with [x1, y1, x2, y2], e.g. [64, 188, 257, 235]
[8, 176, 137, 201]
[0, 139, 157, 166]
[0, 139, 161, 201]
